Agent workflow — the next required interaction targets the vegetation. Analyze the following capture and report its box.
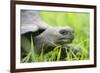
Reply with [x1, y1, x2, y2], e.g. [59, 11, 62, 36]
[21, 11, 90, 63]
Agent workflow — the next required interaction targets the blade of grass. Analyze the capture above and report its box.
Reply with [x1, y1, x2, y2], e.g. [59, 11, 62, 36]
[57, 48, 61, 61]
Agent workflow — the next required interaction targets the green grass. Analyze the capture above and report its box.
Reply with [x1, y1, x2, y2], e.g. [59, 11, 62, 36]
[21, 11, 90, 63]
[21, 37, 89, 62]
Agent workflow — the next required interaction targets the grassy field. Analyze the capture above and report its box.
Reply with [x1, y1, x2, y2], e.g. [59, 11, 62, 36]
[21, 11, 90, 63]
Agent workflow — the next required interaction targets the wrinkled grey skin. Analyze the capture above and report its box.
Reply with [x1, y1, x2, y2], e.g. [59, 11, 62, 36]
[33, 26, 74, 54]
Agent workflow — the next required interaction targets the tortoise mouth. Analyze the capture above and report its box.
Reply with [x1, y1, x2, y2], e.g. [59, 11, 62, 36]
[55, 37, 74, 45]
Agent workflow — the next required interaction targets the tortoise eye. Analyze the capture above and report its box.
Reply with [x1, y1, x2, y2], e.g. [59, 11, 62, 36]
[59, 29, 70, 35]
